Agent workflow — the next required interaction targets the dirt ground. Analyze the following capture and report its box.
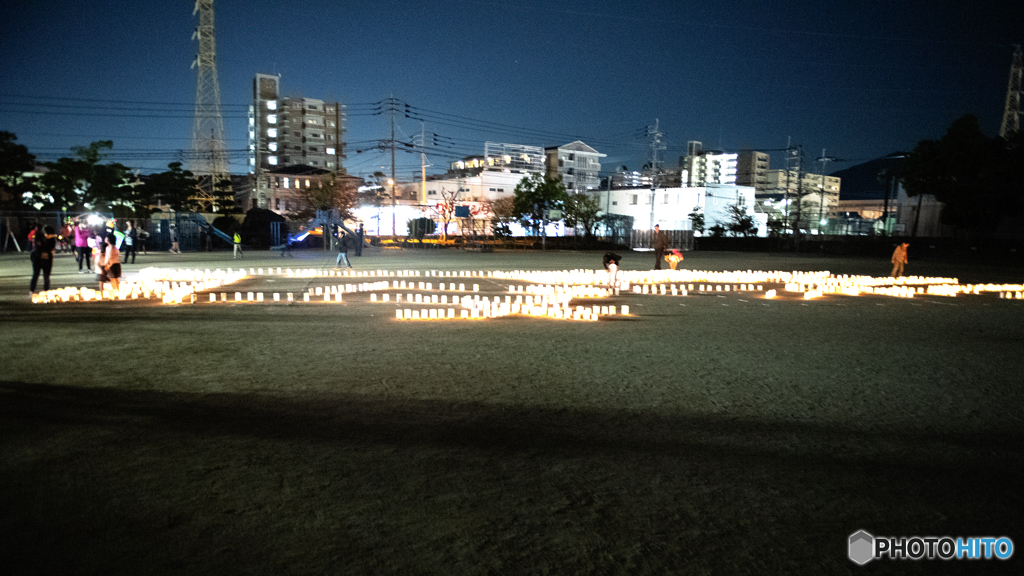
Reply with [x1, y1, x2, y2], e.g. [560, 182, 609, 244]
[1, 247, 1022, 575]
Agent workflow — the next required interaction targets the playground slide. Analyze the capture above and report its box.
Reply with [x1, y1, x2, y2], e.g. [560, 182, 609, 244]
[182, 212, 233, 244]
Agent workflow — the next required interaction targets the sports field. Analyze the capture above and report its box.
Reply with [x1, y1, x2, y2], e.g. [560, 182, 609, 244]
[1, 246, 1021, 574]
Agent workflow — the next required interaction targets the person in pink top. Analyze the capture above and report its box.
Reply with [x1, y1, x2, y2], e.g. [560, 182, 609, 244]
[73, 221, 93, 273]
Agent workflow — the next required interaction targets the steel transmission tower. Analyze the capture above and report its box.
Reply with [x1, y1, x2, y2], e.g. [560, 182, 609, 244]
[1000, 45, 1022, 139]
[190, 0, 229, 211]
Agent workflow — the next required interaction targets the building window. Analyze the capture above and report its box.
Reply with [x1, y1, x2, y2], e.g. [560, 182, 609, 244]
[294, 131, 300, 137]
[311, 161, 318, 166]
[282, 178, 289, 188]
[267, 114, 277, 124]
[266, 100, 277, 110]
[305, 179, 311, 188]
[267, 128, 277, 138]
[664, 194, 669, 204]
[268, 156, 278, 165]
[308, 104, 318, 110]
[326, 147, 335, 155]
[612, 201, 618, 206]
[630, 195, 637, 205]
[327, 135, 334, 141]
[275, 198, 280, 210]
[328, 121, 336, 127]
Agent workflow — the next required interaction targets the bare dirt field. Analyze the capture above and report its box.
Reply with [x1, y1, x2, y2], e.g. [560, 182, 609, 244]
[1, 247, 1021, 574]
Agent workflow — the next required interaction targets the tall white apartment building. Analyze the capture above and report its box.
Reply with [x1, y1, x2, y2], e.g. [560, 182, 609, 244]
[544, 141, 606, 192]
[248, 73, 345, 208]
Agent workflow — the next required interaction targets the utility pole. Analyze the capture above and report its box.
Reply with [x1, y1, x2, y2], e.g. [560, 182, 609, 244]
[390, 97, 397, 239]
[815, 149, 838, 235]
[646, 119, 665, 231]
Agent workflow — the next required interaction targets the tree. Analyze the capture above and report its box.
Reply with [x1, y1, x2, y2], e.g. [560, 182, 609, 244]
[36, 141, 130, 211]
[407, 217, 435, 242]
[488, 196, 516, 239]
[687, 206, 705, 235]
[434, 187, 458, 241]
[143, 162, 198, 213]
[726, 203, 756, 236]
[562, 192, 603, 246]
[0, 132, 37, 209]
[901, 114, 1023, 239]
[294, 172, 356, 220]
[512, 173, 568, 236]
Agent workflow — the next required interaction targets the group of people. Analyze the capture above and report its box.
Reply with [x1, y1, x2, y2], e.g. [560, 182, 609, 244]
[29, 222, 123, 294]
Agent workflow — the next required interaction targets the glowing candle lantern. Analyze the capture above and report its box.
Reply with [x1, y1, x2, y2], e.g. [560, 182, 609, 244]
[396, 309, 404, 319]
[273, 293, 280, 302]
[335, 293, 342, 302]
[622, 305, 630, 315]
[459, 283, 465, 291]
[287, 293, 293, 302]
[765, 290, 776, 299]
[304, 294, 310, 302]
[371, 294, 377, 302]
[257, 293, 264, 302]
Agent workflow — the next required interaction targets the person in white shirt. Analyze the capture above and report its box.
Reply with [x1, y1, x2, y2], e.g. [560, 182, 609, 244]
[97, 234, 122, 291]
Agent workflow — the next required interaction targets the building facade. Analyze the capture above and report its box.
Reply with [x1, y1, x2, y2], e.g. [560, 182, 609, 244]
[544, 141, 606, 192]
[681, 151, 739, 187]
[737, 150, 770, 194]
[249, 74, 345, 209]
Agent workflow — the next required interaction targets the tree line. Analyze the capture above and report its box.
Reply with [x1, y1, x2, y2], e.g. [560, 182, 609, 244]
[0, 132, 237, 217]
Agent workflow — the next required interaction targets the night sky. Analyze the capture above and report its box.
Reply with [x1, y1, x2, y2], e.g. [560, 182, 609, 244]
[1, 0, 1020, 182]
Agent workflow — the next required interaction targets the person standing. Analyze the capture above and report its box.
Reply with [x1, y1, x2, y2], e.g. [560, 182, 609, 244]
[169, 227, 180, 254]
[890, 242, 909, 277]
[652, 224, 669, 270]
[97, 234, 121, 291]
[30, 225, 57, 294]
[74, 221, 92, 273]
[355, 224, 364, 257]
[233, 231, 243, 259]
[336, 231, 352, 268]
[122, 222, 138, 264]
[198, 228, 207, 252]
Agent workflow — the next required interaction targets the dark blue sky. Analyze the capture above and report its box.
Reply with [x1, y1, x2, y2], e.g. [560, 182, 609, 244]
[1, 0, 1020, 182]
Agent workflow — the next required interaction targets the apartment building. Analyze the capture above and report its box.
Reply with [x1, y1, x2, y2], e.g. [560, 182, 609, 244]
[544, 141, 606, 192]
[737, 150, 770, 194]
[248, 73, 345, 209]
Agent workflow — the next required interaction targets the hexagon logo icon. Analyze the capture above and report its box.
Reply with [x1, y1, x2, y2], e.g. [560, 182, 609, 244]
[849, 530, 874, 565]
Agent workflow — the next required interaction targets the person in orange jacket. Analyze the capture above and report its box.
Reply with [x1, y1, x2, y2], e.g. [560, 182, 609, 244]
[890, 242, 909, 277]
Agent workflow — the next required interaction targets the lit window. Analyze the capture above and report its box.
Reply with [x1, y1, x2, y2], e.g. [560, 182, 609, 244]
[305, 179, 310, 187]
[267, 114, 277, 124]
[283, 178, 289, 188]
[268, 156, 278, 165]
[267, 100, 277, 110]
[268, 143, 277, 152]
[267, 128, 277, 138]
[326, 147, 335, 155]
